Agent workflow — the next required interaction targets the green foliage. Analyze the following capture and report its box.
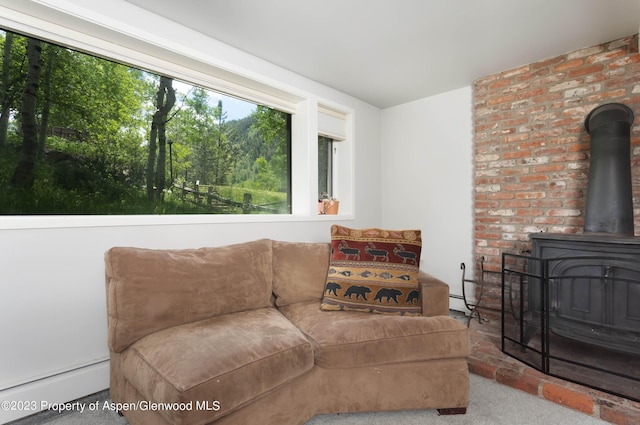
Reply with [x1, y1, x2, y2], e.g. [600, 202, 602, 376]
[250, 106, 289, 191]
[0, 29, 291, 215]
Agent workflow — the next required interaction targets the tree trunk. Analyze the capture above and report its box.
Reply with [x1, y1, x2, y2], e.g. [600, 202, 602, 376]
[146, 115, 159, 201]
[146, 76, 175, 202]
[0, 32, 14, 148]
[38, 44, 56, 155]
[155, 76, 175, 195]
[10, 38, 42, 188]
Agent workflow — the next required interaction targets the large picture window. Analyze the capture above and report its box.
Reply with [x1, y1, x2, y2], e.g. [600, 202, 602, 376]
[0, 29, 291, 215]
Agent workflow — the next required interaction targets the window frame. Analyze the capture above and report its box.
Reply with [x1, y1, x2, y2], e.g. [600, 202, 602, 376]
[0, 1, 354, 229]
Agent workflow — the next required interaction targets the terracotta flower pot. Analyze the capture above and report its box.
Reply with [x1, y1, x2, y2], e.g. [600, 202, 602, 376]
[318, 199, 339, 214]
[318, 199, 340, 214]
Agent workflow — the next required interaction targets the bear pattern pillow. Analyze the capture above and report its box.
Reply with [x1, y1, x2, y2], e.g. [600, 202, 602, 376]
[320, 225, 422, 316]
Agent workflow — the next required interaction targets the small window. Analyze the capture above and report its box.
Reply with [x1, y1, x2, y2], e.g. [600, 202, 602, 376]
[318, 135, 333, 200]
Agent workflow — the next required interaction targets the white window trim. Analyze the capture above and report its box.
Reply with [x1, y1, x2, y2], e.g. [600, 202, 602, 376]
[0, 0, 355, 229]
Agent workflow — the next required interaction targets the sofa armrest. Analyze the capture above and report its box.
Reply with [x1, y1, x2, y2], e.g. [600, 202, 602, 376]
[419, 270, 450, 317]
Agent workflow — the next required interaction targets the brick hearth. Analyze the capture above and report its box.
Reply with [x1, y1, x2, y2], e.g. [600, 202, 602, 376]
[466, 316, 640, 425]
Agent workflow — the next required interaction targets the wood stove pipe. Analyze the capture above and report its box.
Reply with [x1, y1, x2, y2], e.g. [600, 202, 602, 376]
[583, 103, 635, 235]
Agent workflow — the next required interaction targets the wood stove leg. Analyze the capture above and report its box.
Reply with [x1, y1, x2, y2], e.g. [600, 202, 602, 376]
[437, 407, 467, 415]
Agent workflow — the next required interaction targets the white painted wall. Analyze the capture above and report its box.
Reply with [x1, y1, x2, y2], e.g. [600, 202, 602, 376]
[0, 2, 476, 422]
[0, 1, 382, 422]
[381, 86, 474, 312]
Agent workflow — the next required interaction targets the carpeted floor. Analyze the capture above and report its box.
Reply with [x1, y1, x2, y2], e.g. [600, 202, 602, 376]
[8, 373, 608, 425]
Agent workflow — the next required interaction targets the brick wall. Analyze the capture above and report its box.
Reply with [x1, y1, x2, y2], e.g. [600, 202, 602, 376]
[473, 34, 640, 313]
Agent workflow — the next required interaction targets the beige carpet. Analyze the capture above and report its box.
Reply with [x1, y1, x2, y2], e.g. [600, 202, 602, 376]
[8, 374, 608, 425]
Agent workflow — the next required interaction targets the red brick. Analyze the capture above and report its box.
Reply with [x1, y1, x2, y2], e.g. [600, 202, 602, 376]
[550, 152, 587, 162]
[567, 143, 589, 152]
[532, 164, 565, 173]
[586, 88, 627, 102]
[502, 168, 530, 177]
[599, 398, 640, 425]
[551, 116, 583, 127]
[475, 74, 500, 87]
[475, 231, 501, 240]
[487, 193, 515, 200]
[527, 69, 554, 82]
[516, 208, 544, 216]
[553, 58, 584, 71]
[487, 94, 517, 106]
[535, 148, 566, 158]
[503, 117, 529, 127]
[541, 383, 595, 414]
[533, 217, 565, 225]
[487, 240, 516, 249]
[518, 140, 548, 150]
[520, 174, 549, 182]
[531, 199, 563, 208]
[532, 56, 565, 70]
[503, 150, 531, 159]
[515, 191, 545, 199]
[569, 63, 604, 77]
[600, 405, 640, 425]
[503, 183, 532, 191]
[496, 367, 540, 395]
[530, 128, 565, 138]
[467, 359, 497, 379]
[502, 200, 530, 208]
[501, 65, 530, 78]
[487, 78, 511, 90]
[586, 49, 627, 64]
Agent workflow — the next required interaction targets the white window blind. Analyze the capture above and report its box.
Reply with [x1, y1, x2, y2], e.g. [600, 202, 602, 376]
[318, 105, 347, 141]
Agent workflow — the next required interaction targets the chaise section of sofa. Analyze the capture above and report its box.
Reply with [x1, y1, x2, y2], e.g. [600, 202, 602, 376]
[104, 239, 470, 425]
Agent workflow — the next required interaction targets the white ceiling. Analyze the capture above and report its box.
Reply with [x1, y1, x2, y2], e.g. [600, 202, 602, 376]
[127, 0, 640, 109]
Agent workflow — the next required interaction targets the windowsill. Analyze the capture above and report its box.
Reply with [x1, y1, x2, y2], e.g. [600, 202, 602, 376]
[0, 213, 355, 230]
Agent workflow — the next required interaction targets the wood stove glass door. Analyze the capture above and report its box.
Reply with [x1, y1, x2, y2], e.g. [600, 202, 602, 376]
[551, 261, 604, 325]
[549, 258, 640, 332]
[610, 264, 640, 331]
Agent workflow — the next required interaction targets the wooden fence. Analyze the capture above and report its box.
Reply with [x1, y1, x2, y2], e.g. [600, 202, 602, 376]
[174, 182, 285, 214]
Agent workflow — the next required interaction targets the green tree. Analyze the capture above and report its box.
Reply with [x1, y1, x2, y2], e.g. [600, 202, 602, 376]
[185, 87, 216, 185]
[43, 49, 150, 191]
[254, 156, 278, 191]
[250, 106, 289, 191]
[146, 75, 175, 201]
[0, 31, 14, 148]
[0, 32, 28, 149]
[211, 100, 240, 186]
[9, 37, 42, 188]
[37, 43, 59, 155]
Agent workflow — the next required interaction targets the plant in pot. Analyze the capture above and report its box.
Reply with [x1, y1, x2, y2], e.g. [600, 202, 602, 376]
[318, 192, 339, 215]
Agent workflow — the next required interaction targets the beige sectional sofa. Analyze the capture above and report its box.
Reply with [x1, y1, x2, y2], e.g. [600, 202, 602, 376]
[104, 239, 470, 425]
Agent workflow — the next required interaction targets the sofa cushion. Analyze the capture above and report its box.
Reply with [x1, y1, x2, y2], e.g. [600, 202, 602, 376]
[272, 241, 331, 306]
[281, 301, 470, 368]
[320, 225, 422, 316]
[104, 239, 274, 353]
[122, 307, 314, 425]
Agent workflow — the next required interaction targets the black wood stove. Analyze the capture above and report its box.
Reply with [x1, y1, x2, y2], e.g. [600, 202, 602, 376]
[528, 232, 640, 355]
[502, 103, 640, 401]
